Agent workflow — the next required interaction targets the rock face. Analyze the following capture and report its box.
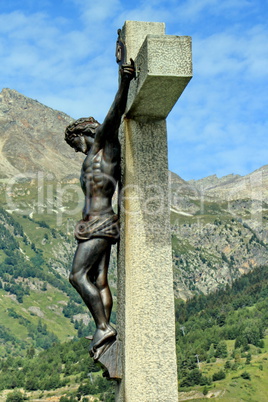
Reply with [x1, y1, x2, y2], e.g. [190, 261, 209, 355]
[170, 169, 268, 300]
[0, 88, 84, 180]
[1, 88, 267, 301]
[172, 215, 268, 300]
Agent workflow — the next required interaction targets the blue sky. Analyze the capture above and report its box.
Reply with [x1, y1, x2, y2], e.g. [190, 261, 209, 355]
[0, 0, 267, 180]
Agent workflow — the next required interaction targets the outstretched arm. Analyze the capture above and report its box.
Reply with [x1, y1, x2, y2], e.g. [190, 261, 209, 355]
[93, 61, 135, 151]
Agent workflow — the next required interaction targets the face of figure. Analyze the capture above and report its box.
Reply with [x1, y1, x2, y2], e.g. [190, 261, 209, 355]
[70, 135, 93, 154]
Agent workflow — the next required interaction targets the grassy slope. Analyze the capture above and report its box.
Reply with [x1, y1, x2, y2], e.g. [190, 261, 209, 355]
[0, 181, 119, 356]
[175, 264, 268, 401]
[1, 183, 268, 399]
[185, 338, 268, 401]
[0, 193, 86, 355]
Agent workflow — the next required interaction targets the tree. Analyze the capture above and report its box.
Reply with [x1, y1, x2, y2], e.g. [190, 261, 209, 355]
[215, 341, 228, 358]
[243, 324, 262, 346]
[187, 369, 202, 385]
[207, 344, 215, 360]
[6, 390, 26, 402]
[26, 346, 35, 359]
[212, 370, 226, 382]
[241, 371, 251, 380]
[224, 360, 231, 370]
[25, 374, 39, 391]
[203, 386, 209, 396]
[235, 334, 248, 349]
[246, 353, 252, 364]
[41, 373, 61, 390]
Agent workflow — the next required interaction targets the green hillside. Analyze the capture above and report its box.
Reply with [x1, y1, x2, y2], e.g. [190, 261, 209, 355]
[1, 175, 268, 400]
[175, 264, 268, 401]
[0, 202, 105, 357]
[0, 338, 115, 402]
[1, 87, 268, 401]
[1, 265, 268, 401]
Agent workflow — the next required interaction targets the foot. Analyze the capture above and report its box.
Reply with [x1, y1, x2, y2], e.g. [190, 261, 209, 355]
[89, 325, 117, 352]
[90, 338, 115, 361]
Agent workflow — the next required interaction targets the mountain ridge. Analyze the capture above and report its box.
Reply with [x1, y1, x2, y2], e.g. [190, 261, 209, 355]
[1, 88, 268, 306]
[0, 88, 84, 180]
[186, 165, 268, 201]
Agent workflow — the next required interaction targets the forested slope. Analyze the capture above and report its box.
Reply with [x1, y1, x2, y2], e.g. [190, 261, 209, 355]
[1, 265, 268, 401]
[175, 264, 268, 400]
[0, 90, 268, 401]
[0, 206, 102, 357]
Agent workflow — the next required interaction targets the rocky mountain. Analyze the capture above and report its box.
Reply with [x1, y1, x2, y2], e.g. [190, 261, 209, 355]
[0, 88, 268, 345]
[177, 165, 268, 201]
[1, 89, 268, 402]
[0, 88, 84, 180]
[170, 169, 268, 300]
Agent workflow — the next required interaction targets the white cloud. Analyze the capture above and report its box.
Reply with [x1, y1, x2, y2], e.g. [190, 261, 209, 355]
[0, 7, 116, 110]
[72, 0, 121, 22]
[113, 0, 254, 27]
[168, 0, 253, 23]
[194, 25, 268, 81]
[1, 0, 267, 180]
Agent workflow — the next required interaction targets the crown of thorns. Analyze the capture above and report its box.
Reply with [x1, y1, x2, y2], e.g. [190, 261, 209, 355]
[65, 117, 100, 143]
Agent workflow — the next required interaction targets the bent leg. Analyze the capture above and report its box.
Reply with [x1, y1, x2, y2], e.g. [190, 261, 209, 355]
[69, 238, 116, 349]
[70, 238, 108, 327]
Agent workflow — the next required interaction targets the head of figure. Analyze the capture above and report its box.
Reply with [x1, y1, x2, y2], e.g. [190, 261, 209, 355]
[65, 117, 100, 154]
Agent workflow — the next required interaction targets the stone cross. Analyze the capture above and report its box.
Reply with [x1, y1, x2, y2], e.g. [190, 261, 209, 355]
[102, 21, 192, 401]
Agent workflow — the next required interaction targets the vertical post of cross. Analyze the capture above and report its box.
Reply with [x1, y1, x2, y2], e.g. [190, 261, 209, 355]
[116, 21, 192, 401]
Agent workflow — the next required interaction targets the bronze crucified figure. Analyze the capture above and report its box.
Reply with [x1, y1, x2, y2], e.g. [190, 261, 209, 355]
[65, 60, 135, 361]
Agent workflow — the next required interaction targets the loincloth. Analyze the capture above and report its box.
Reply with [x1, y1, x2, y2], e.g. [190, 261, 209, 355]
[74, 214, 119, 243]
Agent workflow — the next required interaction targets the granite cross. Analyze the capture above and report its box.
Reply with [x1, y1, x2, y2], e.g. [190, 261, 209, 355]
[100, 21, 192, 401]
